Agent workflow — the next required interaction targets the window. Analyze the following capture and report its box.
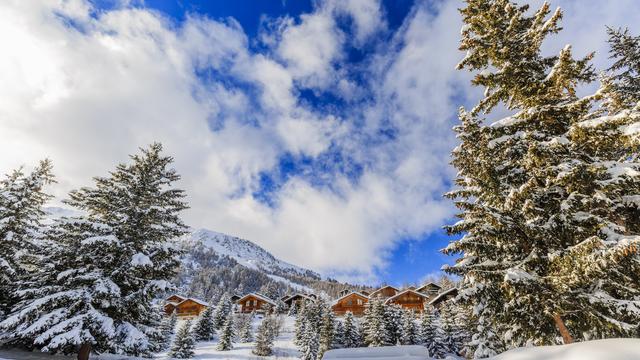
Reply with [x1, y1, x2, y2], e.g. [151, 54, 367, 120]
[346, 300, 353, 306]
[254, 300, 258, 306]
[357, 299, 363, 305]
[246, 300, 250, 306]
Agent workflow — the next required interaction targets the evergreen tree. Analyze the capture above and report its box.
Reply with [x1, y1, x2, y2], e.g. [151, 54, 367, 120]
[157, 311, 178, 351]
[253, 316, 275, 356]
[216, 314, 234, 351]
[362, 297, 388, 347]
[445, 0, 640, 353]
[439, 304, 459, 356]
[212, 293, 232, 330]
[236, 313, 253, 343]
[384, 304, 403, 345]
[318, 302, 335, 358]
[342, 311, 360, 348]
[193, 306, 215, 341]
[169, 320, 195, 359]
[1, 144, 188, 358]
[400, 310, 419, 345]
[299, 322, 319, 360]
[601, 27, 640, 112]
[333, 320, 344, 349]
[288, 301, 298, 316]
[0, 160, 54, 317]
[420, 307, 445, 358]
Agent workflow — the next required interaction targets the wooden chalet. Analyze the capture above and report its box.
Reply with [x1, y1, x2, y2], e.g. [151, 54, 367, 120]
[230, 294, 241, 302]
[164, 296, 209, 319]
[338, 289, 351, 298]
[416, 282, 441, 296]
[283, 293, 314, 309]
[369, 285, 400, 299]
[331, 292, 369, 316]
[428, 288, 458, 308]
[385, 289, 430, 313]
[237, 293, 276, 313]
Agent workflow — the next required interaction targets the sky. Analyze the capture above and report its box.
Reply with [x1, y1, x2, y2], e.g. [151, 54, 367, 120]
[1, 0, 640, 286]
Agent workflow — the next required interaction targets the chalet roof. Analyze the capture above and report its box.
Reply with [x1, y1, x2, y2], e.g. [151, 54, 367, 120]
[331, 291, 369, 307]
[166, 294, 187, 302]
[176, 297, 210, 307]
[369, 285, 400, 297]
[384, 289, 430, 304]
[284, 293, 314, 302]
[416, 282, 441, 291]
[428, 288, 458, 306]
[237, 292, 276, 306]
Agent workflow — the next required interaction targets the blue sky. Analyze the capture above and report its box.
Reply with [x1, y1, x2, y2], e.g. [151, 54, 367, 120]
[1, 0, 639, 286]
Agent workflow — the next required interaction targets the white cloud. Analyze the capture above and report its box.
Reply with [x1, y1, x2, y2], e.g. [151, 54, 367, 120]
[1, 0, 639, 282]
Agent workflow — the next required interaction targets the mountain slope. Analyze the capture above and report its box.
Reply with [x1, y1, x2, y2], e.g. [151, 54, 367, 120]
[181, 229, 319, 279]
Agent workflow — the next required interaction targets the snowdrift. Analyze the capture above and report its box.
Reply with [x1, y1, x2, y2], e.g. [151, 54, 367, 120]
[492, 338, 640, 360]
[323, 345, 431, 359]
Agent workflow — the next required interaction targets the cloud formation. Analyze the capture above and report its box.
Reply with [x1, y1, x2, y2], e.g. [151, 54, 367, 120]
[1, 0, 639, 282]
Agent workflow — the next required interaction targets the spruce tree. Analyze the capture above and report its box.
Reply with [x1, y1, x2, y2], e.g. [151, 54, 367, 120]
[212, 293, 232, 330]
[420, 307, 445, 358]
[158, 311, 178, 351]
[0, 160, 54, 317]
[193, 306, 215, 342]
[253, 316, 275, 356]
[299, 322, 319, 360]
[237, 313, 253, 343]
[445, 0, 640, 353]
[333, 320, 344, 349]
[384, 304, 403, 345]
[342, 311, 360, 348]
[400, 310, 419, 345]
[318, 302, 335, 358]
[169, 320, 196, 359]
[1, 144, 188, 358]
[362, 297, 388, 347]
[288, 301, 298, 316]
[216, 314, 234, 351]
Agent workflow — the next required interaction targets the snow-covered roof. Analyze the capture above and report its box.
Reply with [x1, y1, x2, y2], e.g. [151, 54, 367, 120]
[177, 297, 210, 307]
[416, 282, 441, 291]
[384, 289, 430, 304]
[237, 292, 276, 305]
[428, 287, 458, 306]
[166, 294, 187, 301]
[283, 293, 314, 302]
[331, 291, 369, 307]
[369, 285, 400, 297]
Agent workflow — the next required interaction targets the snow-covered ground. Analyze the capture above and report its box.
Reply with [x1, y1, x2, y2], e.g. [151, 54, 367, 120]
[492, 338, 640, 360]
[2, 319, 640, 360]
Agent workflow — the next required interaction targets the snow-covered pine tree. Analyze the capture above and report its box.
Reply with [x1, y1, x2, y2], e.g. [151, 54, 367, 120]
[236, 313, 253, 343]
[384, 303, 403, 345]
[288, 301, 298, 316]
[157, 311, 178, 351]
[601, 27, 640, 113]
[439, 303, 459, 356]
[362, 297, 388, 347]
[342, 311, 360, 348]
[169, 320, 195, 359]
[400, 310, 419, 345]
[0, 160, 54, 318]
[299, 321, 319, 360]
[212, 293, 232, 330]
[318, 302, 335, 358]
[252, 315, 275, 356]
[420, 307, 445, 358]
[333, 320, 344, 349]
[1, 144, 188, 359]
[444, 0, 640, 352]
[193, 306, 215, 341]
[216, 314, 234, 351]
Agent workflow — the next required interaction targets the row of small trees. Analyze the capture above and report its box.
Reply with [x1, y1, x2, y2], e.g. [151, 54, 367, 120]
[293, 298, 471, 360]
[0, 143, 188, 359]
[446, 0, 640, 357]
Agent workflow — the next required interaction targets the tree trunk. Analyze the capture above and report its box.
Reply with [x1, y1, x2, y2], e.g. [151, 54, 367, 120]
[553, 313, 573, 344]
[77, 343, 91, 360]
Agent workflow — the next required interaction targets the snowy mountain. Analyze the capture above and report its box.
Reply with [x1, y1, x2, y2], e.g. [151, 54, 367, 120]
[180, 228, 319, 279]
[44, 207, 354, 298]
